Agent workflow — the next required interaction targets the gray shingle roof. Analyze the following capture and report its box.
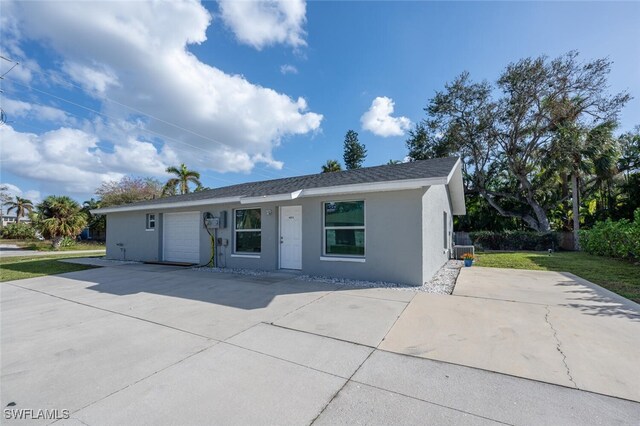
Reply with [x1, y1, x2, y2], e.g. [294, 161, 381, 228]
[99, 157, 459, 210]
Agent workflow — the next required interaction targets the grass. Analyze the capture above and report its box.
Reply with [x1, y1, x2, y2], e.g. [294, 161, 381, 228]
[0, 253, 100, 282]
[1, 239, 105, 251]
[475, 251, 640, 303]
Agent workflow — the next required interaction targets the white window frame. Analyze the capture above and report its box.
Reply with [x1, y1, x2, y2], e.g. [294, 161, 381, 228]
[146, 213, 156, 231]
[322, 200, 366, 258]
[234, 208, 262, 254]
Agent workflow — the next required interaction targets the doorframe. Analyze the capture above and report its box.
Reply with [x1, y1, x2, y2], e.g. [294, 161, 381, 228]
[279, 205, 302, 270]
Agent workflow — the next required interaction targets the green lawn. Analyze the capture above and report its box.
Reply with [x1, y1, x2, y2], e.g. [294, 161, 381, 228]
[0, 254, 100, 282]
[475, 251, 640, 303]
[1, 239, 106, 251]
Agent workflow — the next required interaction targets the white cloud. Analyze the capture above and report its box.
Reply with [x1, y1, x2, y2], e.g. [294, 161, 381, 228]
[0, 125, 129, 193]
[280, 64, 298, 75]
[0, 182, 41, 205]
[2, 98, 73, 124]
[1, 0, 322, 189]
[361, 96, 411, 137]
[219, 0, 307, 50]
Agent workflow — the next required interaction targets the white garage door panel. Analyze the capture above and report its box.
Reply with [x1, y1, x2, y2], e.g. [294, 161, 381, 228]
[163, 212, 200, 264]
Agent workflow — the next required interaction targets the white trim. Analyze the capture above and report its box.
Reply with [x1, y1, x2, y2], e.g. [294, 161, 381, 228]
[320, 256, 366, 263]
[301, 177, 445, 198]
[233, 207, 262, 255]
[145, 229, 155, 232]
[230, 254, 261, 259]
[241, 190, 302, 205]
[322, 200, 366, 258]
[90, 177, 448, 214]
[92, 196, 241, 214]
[445, 157, 462, 184]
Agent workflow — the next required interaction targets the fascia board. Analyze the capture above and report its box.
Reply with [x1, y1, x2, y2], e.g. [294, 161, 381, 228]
[91, 196, 241, 214]
[299, 177, 446, 197]
[239, 189, 303, 204]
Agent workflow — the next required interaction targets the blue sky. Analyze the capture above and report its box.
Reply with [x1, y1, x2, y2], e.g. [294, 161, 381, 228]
[1, 1, 639, 205]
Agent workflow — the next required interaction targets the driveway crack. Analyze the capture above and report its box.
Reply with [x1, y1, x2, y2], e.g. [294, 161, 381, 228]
[544, 305, 578, 389]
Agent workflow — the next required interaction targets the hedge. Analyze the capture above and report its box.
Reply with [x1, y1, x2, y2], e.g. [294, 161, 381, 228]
[1, 222, 37, 240]
[469, 230, 559, 251]
[579, 210, 640, 260]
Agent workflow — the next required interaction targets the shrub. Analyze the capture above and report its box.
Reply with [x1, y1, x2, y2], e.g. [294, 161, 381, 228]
[469, 230, 559, 251]
[59, 236, 76, 248]
[579, 209, 640, 259]
[1, 222, 36, 239]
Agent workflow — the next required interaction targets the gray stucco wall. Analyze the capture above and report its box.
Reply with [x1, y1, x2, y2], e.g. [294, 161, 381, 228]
[104, 187, 451, 285]
[421, 184, 454, 283]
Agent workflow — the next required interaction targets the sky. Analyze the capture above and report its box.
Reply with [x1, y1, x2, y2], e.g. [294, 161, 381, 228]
[1, 0, 639, 206]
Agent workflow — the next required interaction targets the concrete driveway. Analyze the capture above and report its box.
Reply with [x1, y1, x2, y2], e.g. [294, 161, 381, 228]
[381, 267, 640, 402]
[2, 263, 639, 425]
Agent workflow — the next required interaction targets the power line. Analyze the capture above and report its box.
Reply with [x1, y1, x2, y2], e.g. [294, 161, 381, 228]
[3, 80, 282, 182]
[6, 62, 309, 176]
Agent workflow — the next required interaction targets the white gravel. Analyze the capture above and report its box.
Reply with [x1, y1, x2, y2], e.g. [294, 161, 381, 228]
[299, 260, 464, 294]
[192, 266, 269, 276]
[192, 260, 464, 294]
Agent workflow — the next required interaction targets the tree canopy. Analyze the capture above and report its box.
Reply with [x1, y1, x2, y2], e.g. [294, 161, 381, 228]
[406, 52, 631, 232]
[321, 159, 342, 173]
[163, 163, 202, 196]
[96, 176, 163, 207]
[343, 130, 367, 170]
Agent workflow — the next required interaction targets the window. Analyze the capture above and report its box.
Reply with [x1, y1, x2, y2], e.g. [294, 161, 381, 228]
[324, 201, 365, 257]
[234, 208, 261, 253]
[443, 211, 448, 249]
[146, 213, 156, 230]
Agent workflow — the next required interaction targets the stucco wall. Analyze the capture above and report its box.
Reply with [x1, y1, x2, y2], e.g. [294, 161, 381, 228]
[421, 184, 454, 283]
[105, 212, 161, 261]
[104, 188, 435, 285]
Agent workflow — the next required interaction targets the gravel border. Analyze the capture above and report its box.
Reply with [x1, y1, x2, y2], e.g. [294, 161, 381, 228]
[192, 260, 463, 294]
[192, 266, 269, 276]
[299, 260, 464, 294]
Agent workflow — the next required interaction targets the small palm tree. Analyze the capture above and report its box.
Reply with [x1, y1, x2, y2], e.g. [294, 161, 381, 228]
[36, 196, 87, 249]
[321, 159, 342, 173]
[163, 163, 202, 196]
[6, 196, 34, 221]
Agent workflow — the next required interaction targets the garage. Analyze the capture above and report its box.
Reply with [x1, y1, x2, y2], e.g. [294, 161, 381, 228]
[163, 211, 200, 264]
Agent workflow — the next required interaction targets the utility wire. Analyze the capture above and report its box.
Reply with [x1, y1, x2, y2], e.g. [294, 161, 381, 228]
[3, 80, 283, 182]
[5, 62, 309, 176]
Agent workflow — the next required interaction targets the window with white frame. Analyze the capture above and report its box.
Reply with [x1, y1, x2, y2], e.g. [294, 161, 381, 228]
[443, 211, 448, 249]
[146, 213, 156, 230]
[234, 208, 261, 253]
[323, 201, 365, 257]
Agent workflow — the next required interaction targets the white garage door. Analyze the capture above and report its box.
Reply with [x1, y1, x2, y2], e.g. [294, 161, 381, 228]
[163, 211, 200, 264]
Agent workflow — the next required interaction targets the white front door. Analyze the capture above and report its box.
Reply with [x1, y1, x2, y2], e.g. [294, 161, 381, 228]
[279, 206, 302, 270]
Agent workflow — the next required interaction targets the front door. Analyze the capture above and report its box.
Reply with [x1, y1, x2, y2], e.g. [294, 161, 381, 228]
[279, 206, 302, 270]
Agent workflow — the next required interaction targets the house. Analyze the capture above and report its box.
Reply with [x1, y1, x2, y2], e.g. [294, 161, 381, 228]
[92, 157, 466, 286]
[1, 215, 32, 227]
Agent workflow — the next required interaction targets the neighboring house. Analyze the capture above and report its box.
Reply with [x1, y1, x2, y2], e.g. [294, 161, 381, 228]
[1, 215, 32, 227]
[92, 157, 466, 285]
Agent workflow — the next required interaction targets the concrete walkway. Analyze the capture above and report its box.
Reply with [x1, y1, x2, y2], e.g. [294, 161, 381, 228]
[380, 267, 640, 402]
[1, 264, 639, 424]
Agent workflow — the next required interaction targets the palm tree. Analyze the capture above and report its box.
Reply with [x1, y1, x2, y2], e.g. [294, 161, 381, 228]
[321, 159, 342, 173]
[552, 120, 618, 249]
[36, 196, 87, 249]
[163, 163, 202, 196]
[83, 198, 106, 235]
[6, 196, 34, 221]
